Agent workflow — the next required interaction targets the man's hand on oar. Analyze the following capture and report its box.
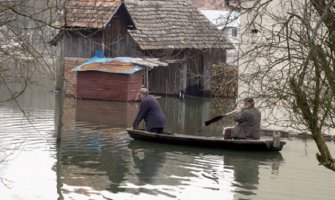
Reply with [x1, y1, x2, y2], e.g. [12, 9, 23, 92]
[204, 110, 236, 126]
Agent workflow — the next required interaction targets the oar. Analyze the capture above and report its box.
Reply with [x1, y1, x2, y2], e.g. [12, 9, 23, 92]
[205, 110, 236, 126]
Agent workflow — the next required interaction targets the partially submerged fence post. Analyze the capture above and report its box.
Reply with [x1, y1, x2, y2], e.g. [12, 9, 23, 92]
[273, 132, 281, 148]
[55, 49, 64, 143]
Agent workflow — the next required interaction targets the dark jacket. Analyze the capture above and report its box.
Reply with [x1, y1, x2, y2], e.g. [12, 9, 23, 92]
[133, 95, 166, 131]
[232, 107, 261, 139]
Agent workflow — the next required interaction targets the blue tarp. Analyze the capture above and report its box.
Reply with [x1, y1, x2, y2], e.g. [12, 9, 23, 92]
[72, 51, 144, 74]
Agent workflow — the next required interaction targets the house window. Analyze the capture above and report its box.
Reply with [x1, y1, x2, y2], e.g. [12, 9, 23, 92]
[232, 27, 238, 37]
[251, 28, 259, 34]
[225, 0, 230, 6]
[250, 28, 259, 44]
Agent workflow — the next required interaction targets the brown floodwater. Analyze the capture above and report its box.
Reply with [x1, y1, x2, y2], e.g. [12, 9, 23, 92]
[0, 81, 335, 200]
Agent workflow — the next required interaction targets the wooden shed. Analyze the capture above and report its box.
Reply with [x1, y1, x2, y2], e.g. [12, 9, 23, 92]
[72, 53, 167, 101]
[73, 56, 143, 101]
[51, 0, 234, 97]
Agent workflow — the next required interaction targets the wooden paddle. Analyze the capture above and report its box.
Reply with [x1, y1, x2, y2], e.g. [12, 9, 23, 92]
[205, 110, 236, 126]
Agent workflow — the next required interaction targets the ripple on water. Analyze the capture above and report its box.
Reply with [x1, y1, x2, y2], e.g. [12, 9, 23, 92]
[2, 93, 335, 200]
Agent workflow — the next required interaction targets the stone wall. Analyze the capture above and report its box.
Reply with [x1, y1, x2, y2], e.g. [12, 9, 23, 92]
[64, 57, 86, 97]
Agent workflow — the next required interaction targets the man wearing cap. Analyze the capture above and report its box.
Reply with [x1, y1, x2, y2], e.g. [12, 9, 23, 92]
[231, 98, 261, 140]
[133, 88, 166, 133]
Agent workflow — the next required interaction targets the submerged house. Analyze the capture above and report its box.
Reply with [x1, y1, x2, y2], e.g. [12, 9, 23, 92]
[51, 0, 233, 97]
[191, 0, 241, 66]
[73, 55, 143, 101]
[72, 53, 167, 101]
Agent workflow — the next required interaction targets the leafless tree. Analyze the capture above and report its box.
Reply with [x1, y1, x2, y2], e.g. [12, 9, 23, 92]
[0, 0, 63, 186]
[237, 0, 335, 171]
[0, 0, 64, 99]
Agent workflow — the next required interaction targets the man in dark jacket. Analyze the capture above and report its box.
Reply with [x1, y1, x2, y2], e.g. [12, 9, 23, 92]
[132, 88, 166, 133]
[232, 98, 261, 140]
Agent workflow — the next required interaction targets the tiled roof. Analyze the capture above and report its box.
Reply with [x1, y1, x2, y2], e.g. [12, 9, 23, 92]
[54, 0, 122, 28]
[53, 0, 233, 50]
[125, 0, 233, 49]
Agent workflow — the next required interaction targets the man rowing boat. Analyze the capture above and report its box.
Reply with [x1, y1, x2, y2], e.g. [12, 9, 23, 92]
[231, 98, 261, 140]
[132, 88, 166, 133]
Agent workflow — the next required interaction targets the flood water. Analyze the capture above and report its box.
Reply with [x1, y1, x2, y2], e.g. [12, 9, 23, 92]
[1, 81, 335, 200]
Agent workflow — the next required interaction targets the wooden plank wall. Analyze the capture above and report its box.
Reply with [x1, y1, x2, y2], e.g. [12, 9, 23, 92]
[62, 12, 142, 58]
[203, 48, 227, 96]
[104, 15, 143, 57]
[63, 30, 103, 58]
[77, 71, 143, 101]
[148, 48, 227, 97]
[148, 63, 185, 95]
[104, 15, 126, 57]
[61, 12, 228, 97]
[127, 71, 144, 100]
[185, 49, 205, 96]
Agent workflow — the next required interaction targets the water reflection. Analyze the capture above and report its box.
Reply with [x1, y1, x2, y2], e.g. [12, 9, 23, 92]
[0, 81, 58, 200]
[54, 96, 284, 199]
[56, 122, 285, 200]
[127, 140, 284, 199]
[160, 97, 236, 135]
[3, 78, 335, 200]
[59, 130, 130, 193]
[129, 141, 167, 185]
[223, 151, 283, 199]
[75, 99, 138, 128]
[70, 96, 236, 135]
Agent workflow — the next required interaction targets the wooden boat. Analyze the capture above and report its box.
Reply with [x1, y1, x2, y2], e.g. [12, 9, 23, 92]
[126, 129, 286, 152]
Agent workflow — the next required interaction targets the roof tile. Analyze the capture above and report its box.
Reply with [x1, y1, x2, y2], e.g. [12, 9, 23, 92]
[54, 0, 122, 28]
[126, 0, 232, 49]
[54, 0, 233, 49]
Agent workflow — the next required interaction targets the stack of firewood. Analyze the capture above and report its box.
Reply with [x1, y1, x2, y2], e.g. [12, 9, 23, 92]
[209, 98, 236, 123]
[211, 64, 238, 98]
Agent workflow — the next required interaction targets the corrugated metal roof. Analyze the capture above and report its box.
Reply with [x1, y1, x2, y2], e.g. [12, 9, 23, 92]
[72, 53, 167, 74]
[131, 58, 168, 68]
[54, 0, 122, 28]
[73, 57, 142, 74]
[75, 61, 142, 74]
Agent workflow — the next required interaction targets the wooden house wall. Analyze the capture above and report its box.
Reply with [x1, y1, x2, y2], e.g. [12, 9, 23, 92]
[63, 30, 103, 58]
[77, 71, 143, 101]
[103, 12, 143, 57]
[203, 48, 227, 96]
[148, 48, 227, 97]
[147, 49, 204, 96]
[148, 62, 186, 95]
[60, 10, 228, 98]
[62, 12, 142, 58]
[185, 49, 205, 96]
[127, 70, 144, 98]
[104, 15, 125, 57]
